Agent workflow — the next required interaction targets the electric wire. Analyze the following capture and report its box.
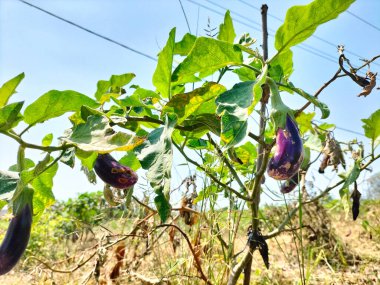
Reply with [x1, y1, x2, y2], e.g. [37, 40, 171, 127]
[18, 0, 157, 62]
[346, 10, 380, 33]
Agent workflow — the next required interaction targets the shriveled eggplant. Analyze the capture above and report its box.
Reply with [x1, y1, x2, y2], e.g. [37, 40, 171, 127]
[0, 203, 32, 275]
[267, 115, 304, 180]
[94, 153, 138, 189]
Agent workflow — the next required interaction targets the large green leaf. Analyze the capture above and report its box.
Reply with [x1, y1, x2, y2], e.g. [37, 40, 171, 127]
[0, 170, 19, 200]
[24, 90, 99, 125]
[153, 28, 176, 98]
[0, 101, 24, 131]
[172, 37, 243, 84]
[362, 109, 380, 147]
[137, 115, 176, 222]
[218, 10, 236, 44]
[0, 73, 25, 107]
[275, 0, 355, 55]
[162, 82, 226, 123]
[63, 115, 144, 153]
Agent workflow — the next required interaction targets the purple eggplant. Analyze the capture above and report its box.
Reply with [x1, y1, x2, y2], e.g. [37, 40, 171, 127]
[267, 115, 304, 180]
[94, 153, 138, 189]
[0, 203, 32, 275]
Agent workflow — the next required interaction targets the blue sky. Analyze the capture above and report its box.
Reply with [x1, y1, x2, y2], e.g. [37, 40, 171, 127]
[1, 0, 379, 203]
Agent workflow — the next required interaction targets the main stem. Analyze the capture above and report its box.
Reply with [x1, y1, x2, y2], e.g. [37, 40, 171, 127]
[242, 5, 269, 285]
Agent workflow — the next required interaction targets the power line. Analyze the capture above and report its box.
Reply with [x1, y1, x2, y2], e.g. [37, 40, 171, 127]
[236, 0, 380, 67]
[18, 0, 157, 62]
[346, 10, 380, 33]
[178, 0, 192, 34]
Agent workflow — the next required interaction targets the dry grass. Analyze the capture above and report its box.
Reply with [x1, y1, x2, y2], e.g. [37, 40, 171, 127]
[0, 200, 379, 285]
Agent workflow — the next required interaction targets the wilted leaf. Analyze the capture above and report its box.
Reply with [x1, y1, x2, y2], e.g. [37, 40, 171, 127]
[63, 115, 145, 153]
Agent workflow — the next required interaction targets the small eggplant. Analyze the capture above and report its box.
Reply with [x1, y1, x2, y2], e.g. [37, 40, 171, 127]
[94, 153, 138, 189]
[267, 115, 304, 180]
[0, 203, 32, 275]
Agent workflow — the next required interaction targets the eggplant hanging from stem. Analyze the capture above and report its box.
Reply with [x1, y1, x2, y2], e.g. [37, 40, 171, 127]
[94, 153, 138, 189]
[0, 188, 33, 275]
[267, 115, 304, 180]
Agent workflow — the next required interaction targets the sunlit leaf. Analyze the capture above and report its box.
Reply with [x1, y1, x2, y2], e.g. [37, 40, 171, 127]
[174, 33, 196, 56]
[162, 82, 226, 123]
[275, 0, 355, 54]
[0, 73, 24, 107]
[172, 37, 243, 84]
[42, 133, 53, 147]
[295, 112, 315, 135]
[153, 28, 176, 98]
[362, 109, 380, 147]
[0, 101, 24, 131]
[63, 115, 145, 153]
[24, 90, 99, 125]
[218, 10, 236, 43]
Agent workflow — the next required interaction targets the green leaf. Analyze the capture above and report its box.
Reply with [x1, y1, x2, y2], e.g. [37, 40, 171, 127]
[233, 67, 256, 81]
[286, 85, 330, 119]
[0, 73, 25, 107]
[304, 132, 323, 151]
[216, 67, 266, 147]
[63, 115, 145, 153]
[275, 0, 355, 54]
[0, 170, 19, 200]
[162, 82, 226, 123]
[269, 49, 293, 81]
[24, 90, 99, 125]
[95, 73, 135, 102]
[20, 154, 51, 185]
[174, 33, 196, 56]
[362, 109, 380, 147]
[120, 88, 160, 109]
[194, 185, 219, 203]
[8, 158, 35, 172]
[234, 141, 257, 165]
[119, 152, 142, 171]
[137, 115, 176, 222]
[295, 112, 315, 135]
[218, 10, 236, 44]
[186, 138, 212, 150]
[153, 28, 176, 98]
[42, 133, 53, 147]
[76, 150, 97, 170]
[32, 159, 58, 218]
[154, 192, 171, 222]
[340, 162, 360, 197]
[0, 101, 24, 131]
[172, 37, 243, 84]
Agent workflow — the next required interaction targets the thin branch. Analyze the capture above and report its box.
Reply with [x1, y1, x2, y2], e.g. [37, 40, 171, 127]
[154, 224, 213, 285]
[173, 141, 251, 201]
[132, 195, 157, 213]
[1, 130, 74, 152]
[207, 134, 246, 192]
